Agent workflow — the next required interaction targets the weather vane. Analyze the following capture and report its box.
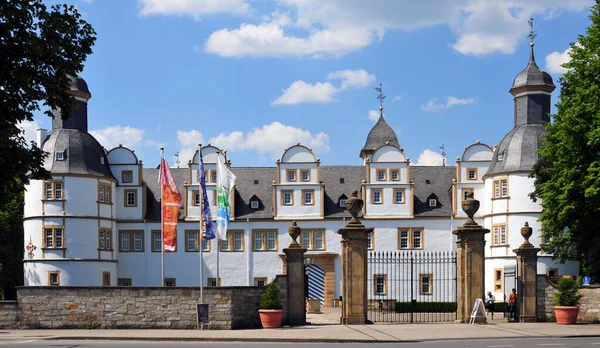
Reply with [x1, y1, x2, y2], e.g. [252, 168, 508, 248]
[375, 84, 385, 114]
[527, 17, 537, 45]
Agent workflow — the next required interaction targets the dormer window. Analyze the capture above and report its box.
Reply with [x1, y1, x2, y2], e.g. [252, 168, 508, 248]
[100, 157, 105, 165]
[253, 180, 259, 185]
[498, 151, 505, 162]
[56, 152, 65, 161]
[339, 178, 345, 184]
[251, 200, 259, 209]
[425, 179, 431, 184]
[339, 199, 346, 208]
[429, 199, 437, 207]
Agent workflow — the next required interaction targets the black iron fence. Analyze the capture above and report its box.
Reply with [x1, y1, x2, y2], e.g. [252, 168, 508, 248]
[367, 250, 457, 323]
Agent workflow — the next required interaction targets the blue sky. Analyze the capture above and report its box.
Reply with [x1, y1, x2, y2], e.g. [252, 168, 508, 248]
[23, 0, 593, 168]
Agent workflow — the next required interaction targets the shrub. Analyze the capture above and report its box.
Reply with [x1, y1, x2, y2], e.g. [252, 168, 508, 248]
[554, 277, 582, 306]
[259, 282, 282, 310]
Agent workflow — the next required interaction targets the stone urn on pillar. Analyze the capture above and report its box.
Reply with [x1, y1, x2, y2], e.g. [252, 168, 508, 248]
[338, 190, 373, 325]
[282, 221, 307, 326]
[453, 191, 489, 323]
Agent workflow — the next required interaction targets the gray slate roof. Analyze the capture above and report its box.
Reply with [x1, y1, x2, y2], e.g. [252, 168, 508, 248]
[511, 46, 555, 91]
[42, 129, 113, 178]
[361, 115, 400, 156]
[69, 75, 90, 94]
[485, 124, 544, 176]
[140, 165, 456, 220]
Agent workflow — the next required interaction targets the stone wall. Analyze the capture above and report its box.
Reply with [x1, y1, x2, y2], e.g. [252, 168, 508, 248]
[537, 275, 600, 323]
[0, 301, 18, 329]
[1, 275, 287, 330]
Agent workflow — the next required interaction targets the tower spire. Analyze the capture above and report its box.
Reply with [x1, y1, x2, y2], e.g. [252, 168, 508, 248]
[375, 83, 385, 116]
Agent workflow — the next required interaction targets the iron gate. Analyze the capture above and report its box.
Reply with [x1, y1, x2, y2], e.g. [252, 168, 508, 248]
[367, 250, 457, 323]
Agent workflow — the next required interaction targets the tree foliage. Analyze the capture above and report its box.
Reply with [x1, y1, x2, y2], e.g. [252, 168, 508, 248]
[531, 1, 600, 281]
[0, 0, 96, 298]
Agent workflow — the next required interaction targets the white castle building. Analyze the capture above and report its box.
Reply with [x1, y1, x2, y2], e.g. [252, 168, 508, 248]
[23, 44, 578, 307]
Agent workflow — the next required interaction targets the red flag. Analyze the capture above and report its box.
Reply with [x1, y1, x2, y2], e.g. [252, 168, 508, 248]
[160, 157, 181, 252]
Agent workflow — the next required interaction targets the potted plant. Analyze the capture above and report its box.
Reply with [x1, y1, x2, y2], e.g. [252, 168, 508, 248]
[258, 281, 283, 328]
[553, 277, 582, 325]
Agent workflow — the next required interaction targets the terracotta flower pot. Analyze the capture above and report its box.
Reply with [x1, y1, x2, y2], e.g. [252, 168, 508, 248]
[554, 306, 579, 325]
[259, 309, 283, 328]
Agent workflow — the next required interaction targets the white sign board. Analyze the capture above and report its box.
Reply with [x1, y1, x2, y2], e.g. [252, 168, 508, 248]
[469, 298, 487, 325]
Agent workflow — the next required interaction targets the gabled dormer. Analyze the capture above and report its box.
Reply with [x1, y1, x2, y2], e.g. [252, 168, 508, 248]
[453, 141, 493, 217]
[273, 144, 323, 219]
[249, 194, 262, 210]
[362, 143, 413, 218]
[107, 145, 145, 220]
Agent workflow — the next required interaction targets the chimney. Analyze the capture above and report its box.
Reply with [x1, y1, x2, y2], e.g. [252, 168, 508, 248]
[36, 128, 47, 148]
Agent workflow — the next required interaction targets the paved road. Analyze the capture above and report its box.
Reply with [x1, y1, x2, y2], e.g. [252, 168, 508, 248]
[1, 338, 600, 347]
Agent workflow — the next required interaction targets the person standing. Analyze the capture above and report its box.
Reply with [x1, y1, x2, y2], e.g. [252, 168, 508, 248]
[508, 288, 518, 321]
[485, 291, 495, 320]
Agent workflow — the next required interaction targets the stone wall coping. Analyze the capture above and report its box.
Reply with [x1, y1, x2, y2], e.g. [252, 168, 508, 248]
[17, 286, 260, 290]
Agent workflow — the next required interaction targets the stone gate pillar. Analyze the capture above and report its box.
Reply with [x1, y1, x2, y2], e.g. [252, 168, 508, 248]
[338, 190, 373, 325]
[514, 222, 540, 323]
[453, 192, 489, 323]
[283, 221, 307, 326]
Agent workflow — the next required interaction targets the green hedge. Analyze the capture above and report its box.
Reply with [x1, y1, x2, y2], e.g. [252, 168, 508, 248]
[395, 302, 457, 313]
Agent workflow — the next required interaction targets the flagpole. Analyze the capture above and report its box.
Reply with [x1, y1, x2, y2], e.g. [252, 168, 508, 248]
[160, 148, 164, 287]
[198, 144, 204, 304]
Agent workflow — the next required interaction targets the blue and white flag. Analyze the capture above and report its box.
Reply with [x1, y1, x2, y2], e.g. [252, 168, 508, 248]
[199, 151, 215, 240]
[216, 153, 236, 240]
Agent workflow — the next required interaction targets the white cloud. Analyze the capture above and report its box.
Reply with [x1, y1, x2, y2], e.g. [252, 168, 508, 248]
[271, 81, 338, 106]
[545, 46, 573, 74]
[18, 120, 40, 145]
[137, 0, 251, 18]
[197, 0, 591, 58]
[421, 96, 476, 112]
[415, 149, 444, 166]
[368, 110, 381, 122]
[393, 95, 403, 102]
[176, 130, 206, 164]
[272, 69, 375, 106]
[90, 126, 145, 151]
[179, 122, 329, 159]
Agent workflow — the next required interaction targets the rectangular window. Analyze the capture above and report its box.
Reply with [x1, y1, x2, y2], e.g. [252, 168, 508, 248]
[301, 170, 310, 182]
[253, 230, 278, 251]
[98, 229, 112, 251]
[119, 230, 144, 252]
[185, 230, 198, 252]
[221, 230, 244, 252]
[492, 224, 507, 246]
[302, 189, 314, 205]
[122, 170, 133, 184]
[43, 180, 64, 200]
[494, 269, 503, 292]
[367, 231, 374, 250]
[43, 226, 64, 249]
[56, 152, 64, 161]
[124, 189, 137, 207]
[164, 278, 176, 287]
[254, 277, 267, 287]
[376, 169, 386, 181]
[371, 189, 383, 204]
[390, 169, 400, 181]
[208, 278, 221, 287]
[118, 278, 132, 287]
[462, 188, 474, 201]
[98, 183, 111, 204]
[48, 271, 60, 286]
[192, 191, 200, 206]
[251, 200, 259, 209]
[393, 188, 405, 204]
[339, 199, 346, 208]
[374, 274, 387, 295]
[429, 199, 437, 207]
[282, 190, 294, 206]
[467, 168, 478, 180]
[301, 229, 326, 251]
[286, 169, 296, 182]
[201, 238, 210, 251]
[493, 178, 508, 198]
[102, 272, 111, 286]
[420, 274, 432, 295]
[211, 171, 217, 184]
[151, 230, 161, 252]
[397, 228, 425, 249]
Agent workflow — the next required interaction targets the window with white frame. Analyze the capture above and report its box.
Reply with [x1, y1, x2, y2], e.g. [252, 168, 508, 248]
[420, 274, 432, 295]
[49, 271, 60, 286]
[301, 229, 325, 250]
[377, 169, 386, 181]
[339, 198, 346, 208]
[98, 183, 111, 204]
[120, 230, 144, 252]
[151, 231, 161, 252]
[221, 230, 244, 252]
[374, 274, 387, 295]
[302, 190, 314, 205]
[372, 189, 383, 204]
[102, 272, 111, 286]
[122, 170, 133, 184]
[390, 169, 399, 181]
[98, 228, 112, 251]
[282, 190, 293, 205]
[429, 198, 437, 207]
[43, 181, 63, 200]
[193, 191, 200, 206]
[44, 226, 64, 248]
[492, 224, 507, 245]
[467, 168, 477, 180]
[287, 170, 296, 182]
[185, 230, 199, 251]
[398, 228, 424, 249]
[393, 189, 405, 204]
[56, 152, 65, 161]
[253, 230, 278, 251]
[493, 179, 508, 198]
[250, 200, 259, 209]
[124, 190, 137, 207]
[301, 170, 310, 182]
[118, 278, 132, 287]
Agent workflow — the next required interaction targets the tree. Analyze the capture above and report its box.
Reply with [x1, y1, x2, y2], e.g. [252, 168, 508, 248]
[0, 1, 96, 298]
[530, 1, 600, 281]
